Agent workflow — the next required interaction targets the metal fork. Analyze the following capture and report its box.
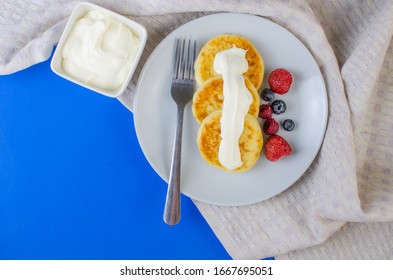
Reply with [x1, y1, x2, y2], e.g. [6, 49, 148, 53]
[163, 38, 196, 225]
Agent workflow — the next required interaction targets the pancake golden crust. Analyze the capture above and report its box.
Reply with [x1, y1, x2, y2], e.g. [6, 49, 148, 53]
[194, 34, 264, 89]
[197, 111, 263, 172]
[192, 76, 260, 124]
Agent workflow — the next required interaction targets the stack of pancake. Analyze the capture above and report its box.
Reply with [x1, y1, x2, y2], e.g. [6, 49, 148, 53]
[192, 34, 264, 172]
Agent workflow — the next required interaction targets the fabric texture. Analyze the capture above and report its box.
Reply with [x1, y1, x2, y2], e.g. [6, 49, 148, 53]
[1, 0, 393, 259]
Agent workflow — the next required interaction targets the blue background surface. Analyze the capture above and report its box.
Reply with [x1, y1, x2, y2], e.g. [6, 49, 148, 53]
[0, 54, 235, 260]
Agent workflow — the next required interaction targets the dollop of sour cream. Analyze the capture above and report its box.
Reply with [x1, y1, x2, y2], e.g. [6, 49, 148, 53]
[61, 11, 140, 91]
[214, 47, 253, 170]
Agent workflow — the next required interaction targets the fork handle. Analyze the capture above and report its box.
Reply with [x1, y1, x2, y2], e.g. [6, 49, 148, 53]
[163, 105, 185, 225]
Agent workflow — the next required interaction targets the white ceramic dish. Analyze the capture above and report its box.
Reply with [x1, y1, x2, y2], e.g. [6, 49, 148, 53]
[134, 13, 328, 206]
[50, 2, 147, 98]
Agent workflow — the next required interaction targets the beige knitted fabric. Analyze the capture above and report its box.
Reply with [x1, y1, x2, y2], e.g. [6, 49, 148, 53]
[1, 0, 393, 259]
[277, 222, 393, 259]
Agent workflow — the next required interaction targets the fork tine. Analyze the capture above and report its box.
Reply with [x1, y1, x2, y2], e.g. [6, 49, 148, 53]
[172, 39, 196, 81]
[172, 38, 180, 80]
[190, 40, 196, 80]
[184, 40, 191, 79]
[177, 39, 186, 79]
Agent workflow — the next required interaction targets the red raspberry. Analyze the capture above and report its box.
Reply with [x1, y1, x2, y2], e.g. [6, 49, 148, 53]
[258, 104, 273, 119]
[265, 135, 292, 162]
[268, 68, 292, 94]
[263, 118, 279, 135]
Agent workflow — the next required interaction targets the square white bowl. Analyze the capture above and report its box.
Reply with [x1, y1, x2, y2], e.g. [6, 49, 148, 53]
[50, 2, 147, 98]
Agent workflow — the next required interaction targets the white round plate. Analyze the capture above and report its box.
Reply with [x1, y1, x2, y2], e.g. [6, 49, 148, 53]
[134, 13, 327, 206]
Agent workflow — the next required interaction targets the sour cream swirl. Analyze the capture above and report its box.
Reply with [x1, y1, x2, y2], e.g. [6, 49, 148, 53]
[214, 47, 253, 170]
[61, 11, 140, 91]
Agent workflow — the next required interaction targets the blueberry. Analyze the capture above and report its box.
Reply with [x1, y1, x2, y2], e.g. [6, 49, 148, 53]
[261, 88, 275, 102]
[283, 119, 295, 131]
[271, 100, 286, 115]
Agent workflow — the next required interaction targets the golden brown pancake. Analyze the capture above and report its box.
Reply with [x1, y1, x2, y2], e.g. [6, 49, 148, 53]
[197, 110, 263, 172]
[194, 34, 264, 89]
[192, 76, 260, 124]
